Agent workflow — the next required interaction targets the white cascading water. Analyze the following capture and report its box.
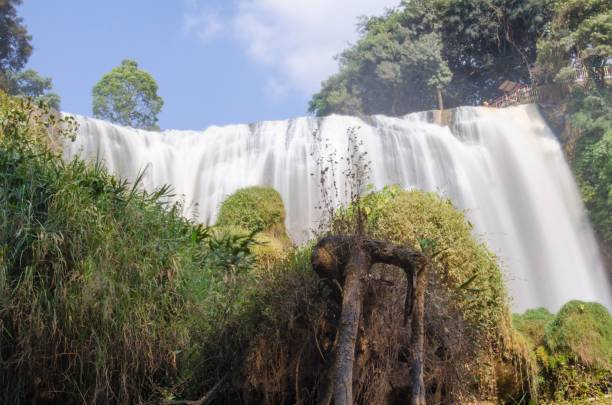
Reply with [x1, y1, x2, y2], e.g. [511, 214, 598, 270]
[63, 104, 611, 311]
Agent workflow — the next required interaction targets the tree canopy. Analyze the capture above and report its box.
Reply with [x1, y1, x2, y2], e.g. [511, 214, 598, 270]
[309, 0, 555, 116]
[7, 69, 61, 109]
[0, 0, 32, 90]
[92, 59, 164, 130]
[535, 0, 611, 87]
[531, 0, 612, 246]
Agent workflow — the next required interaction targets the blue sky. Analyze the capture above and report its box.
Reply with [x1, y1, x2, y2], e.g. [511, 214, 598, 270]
[20, 0, 398, 130]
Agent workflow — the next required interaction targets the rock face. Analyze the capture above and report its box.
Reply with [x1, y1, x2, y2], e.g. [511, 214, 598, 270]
[64, 104, 610, 311]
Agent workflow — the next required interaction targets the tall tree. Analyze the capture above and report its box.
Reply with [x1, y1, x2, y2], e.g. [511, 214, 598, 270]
[7, 69, 61, 109]
[309, 0, 554, 116]
[0, 0, 32, 90]
[534, 0, 612, 258]
[535, 0, 611, 88]
[92, 59, 164, 130]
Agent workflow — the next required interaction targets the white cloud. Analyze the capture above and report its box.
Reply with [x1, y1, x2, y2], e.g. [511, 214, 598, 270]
[185, 0, 399, 97]
[183, 4, 223, 43]
[264, 77, 289, 100]
[233, 0, 399, 95]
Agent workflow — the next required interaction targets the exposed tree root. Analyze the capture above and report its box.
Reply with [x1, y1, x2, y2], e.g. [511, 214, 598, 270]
[311, 235, 430, 405]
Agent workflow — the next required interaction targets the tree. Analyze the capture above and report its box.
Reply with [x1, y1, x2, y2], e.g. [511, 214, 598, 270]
[535, 0, 611, 88]
[0, 0, 32, 90]
[534, 0, 612, 258]
[309, 0, 554, 116]
[92, 59, 164, 130]
[7, 69, 61, 109]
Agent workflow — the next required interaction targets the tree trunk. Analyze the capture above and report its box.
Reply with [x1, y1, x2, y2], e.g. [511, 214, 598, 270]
[392, 84, 400, 116]
[332, 242, 371, 405]
[312, 236, 430, 405]
[436, 87, 444, 111]
[410, 263, 428, 405]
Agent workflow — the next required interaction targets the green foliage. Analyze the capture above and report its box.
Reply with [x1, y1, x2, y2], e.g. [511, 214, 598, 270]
[6, 69, 61, 109]
[534, 0, 612, 247]
[0, 92, 258, 403]
[92, 59, 164, 130]
[514, 301, 612, 402]
[535, 0, 611, 87]
[335, 186, 535, 401]
[513, 307, 555, 346]
[310, 0, 554, 116]
[544, 301, 611, 370]
[358, 186, 508, 332]
[571, 88, 612, 244]
[0, 0, 32, 90]
[216, 186, 287, 236]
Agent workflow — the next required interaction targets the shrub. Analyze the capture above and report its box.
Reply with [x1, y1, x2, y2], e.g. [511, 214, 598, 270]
[514, 301, 612, 402]
[513, 307, 555, 347]
[216, 186, 287, 236]
[544, 301, 611, 370]
[214, 186, 535, 404]
[364, 187, 536, 399]
[0, 92, 256, 403]
[355, 186, 510, 336]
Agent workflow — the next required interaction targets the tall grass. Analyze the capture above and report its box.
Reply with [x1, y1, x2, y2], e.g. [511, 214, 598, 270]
[0, 94, 258, 403]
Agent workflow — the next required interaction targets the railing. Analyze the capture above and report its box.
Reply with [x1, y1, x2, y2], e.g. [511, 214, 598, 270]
[572, 65, 612, 83]
[489, 65, 611, 108]
[490, 85, 536, 108]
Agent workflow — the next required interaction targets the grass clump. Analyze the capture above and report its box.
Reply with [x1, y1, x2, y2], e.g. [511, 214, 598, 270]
[216, 186, 286, 236]
[0, 92, 259, 404]
[514, 301, 612, 402]
[216, 187, 292, 272]
[544, 301, 611, 370]
[513, 307, 555, 347]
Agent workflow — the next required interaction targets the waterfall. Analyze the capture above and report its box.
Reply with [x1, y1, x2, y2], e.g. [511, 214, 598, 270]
[63, 104, 611, 311]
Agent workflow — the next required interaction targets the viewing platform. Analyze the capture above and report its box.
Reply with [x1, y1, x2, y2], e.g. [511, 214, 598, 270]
[489, 65, 612, 108]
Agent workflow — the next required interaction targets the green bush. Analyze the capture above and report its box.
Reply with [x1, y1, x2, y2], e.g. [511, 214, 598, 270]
[0, 93, 257, 403]
[513, 307, 555, 347]
[544, 301, 611, 370]
[216, 186, 287, 236]
[571, 88, 612, 245]
[514, 301, 612, 402]
[332, 186, 534, 402]
[357, 186, 509, 333]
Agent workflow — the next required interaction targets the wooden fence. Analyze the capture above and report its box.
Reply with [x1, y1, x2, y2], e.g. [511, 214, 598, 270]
[490, 65, 612, 108]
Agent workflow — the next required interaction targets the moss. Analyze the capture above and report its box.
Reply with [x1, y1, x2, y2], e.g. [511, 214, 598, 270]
[544, 301, 611, 370]
[359, 186, 509, 333]
[216, 186, 287, 236]
[514, 301, 612, 402]
[513, 307, 555, 347]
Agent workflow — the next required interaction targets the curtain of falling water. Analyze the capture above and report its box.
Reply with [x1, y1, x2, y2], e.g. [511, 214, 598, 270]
[63, 104, 611, 311]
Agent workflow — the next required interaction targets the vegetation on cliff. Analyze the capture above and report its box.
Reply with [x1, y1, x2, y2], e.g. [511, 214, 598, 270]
[535, 0, 612, 254]
[0, 93, 258, 403]
[514, 301, 612, 402]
